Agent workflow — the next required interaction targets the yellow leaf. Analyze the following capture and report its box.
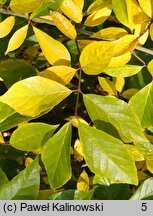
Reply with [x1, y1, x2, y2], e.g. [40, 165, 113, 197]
[108, 52, 131, 67]
[113, 77, 125, 92]
[0, 16, 15, 38]
[65, 116, 88, 128]
[80, 41, 115, 75]
[91, 27, 128, 40]
[85, 1, 112, 26]
[0, 76, 72, 117]
[5, 24, 29, 54]
[10, 0, 42, 13]
[0, 133, 4, 144]
[126, 144, 145, 161]
[50, 11, 77, 40]
[137, 0, 153, 17]
[77, 169, 89, 191]
[78, 40, 94, 49]
[87, 0, 111, 14]
[25, 157, 33, 167]
[113, 34, 138, 57]
[147, 59, 153, 75]
[33, 26, 71, 66]
[74, 139, 84, 162]
[150, 23, 153, 41]
[125, 0, 139, 29]
[32, 146, 44, 154]
[41, 65, 76, 85]
[60, 0, 83, 23]
[146, 159, 153, 173]
[121, 88, 139, 99]
[98, 77, 117, 95]
[72, 0, 84, 10]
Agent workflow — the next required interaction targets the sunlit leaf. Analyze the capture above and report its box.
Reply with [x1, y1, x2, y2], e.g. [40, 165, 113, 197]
[50, 11, 77, 40]
[85, 0, 112, 27]
[137, 0, 153, 17]
[0, 76, 71, 117]
[126, 144, 145, 161]
[113, 77, 125, 92]
[121, 88, 139, 100]
[91, 27, 128, 40]
[80, 41, 115, 75]
[129, 82, 153, 128]
[41, 65, 76, 85]
[10, 123, 58, 151]
[0, 156, 40, 200]
[108, 52, 131, 68]
[72, 0, 84, 10]
[0, 16, 15, 38]
[74, 139, 84, 162]
[146, 159, 153, 173]
[60, 0, 83, 23]
[147, 59, 153, 75]
[33, 26, 71, 66]
[103, 65, 143, 77]
[10, 0, 42, 13]
[5, 25, 29, 54]
[42, 122, 72, 190]
[78, 123, 138, 185]
[77, 169, 89, 191]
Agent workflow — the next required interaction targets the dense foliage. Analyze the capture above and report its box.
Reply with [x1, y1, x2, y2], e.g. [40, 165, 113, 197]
[0, 0, 153, 200]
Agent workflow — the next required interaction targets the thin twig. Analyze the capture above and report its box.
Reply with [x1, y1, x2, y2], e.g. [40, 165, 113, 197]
[136, 46, 153, 56]
[132, 51, 146, 66]
[0, 7, 55, 26]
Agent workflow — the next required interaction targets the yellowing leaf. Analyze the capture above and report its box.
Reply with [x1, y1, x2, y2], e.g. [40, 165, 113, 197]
[50, 11, 77, 40]
[72, 0, 84, 10]
[0, 16, 15, 38]
[113, 0, 139, 29]
[98, 77, 117, 95]
[108, 52, 131, 67]
[25, 157, 33, 167]
[146, 159, 153, 173]
[137, 0, 153, 17]
[5, 25, 29, 54]
[91, 27, 128, 40]
[33, 26, 71, 66]
[85, 1, 112, 27]
[41, 65, 76, 85]
[80, 41, 115, 75]
[126, 144, 145, 161]
[150, 23, 153, 41]
[113, 77, 125, 92]
[121, 88, 139, 100]
[137, 171, 149, 181]
[147, 59, 153, 75]
[74, 139, 84, 162]
[60, 0, 83, 23]
[65, 116, 88, 128]
[10, 0, 42, 13]
[113, 34, 138, 57]
[78, 40, 94, 49]
[77, 170, 89, 191]
[0, 76, 71, 117]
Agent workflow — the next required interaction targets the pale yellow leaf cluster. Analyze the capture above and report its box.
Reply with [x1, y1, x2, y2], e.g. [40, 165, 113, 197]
[41, 65, 76, 85]
[85, 0, 112, 26]
[0, 76, 71, 117]
[60, 0, 83, 23]
[0, 16, 15, 38]
[50, 11, 77, 40]
[33, 26, 71, 66]
[5, 24, 29, 54]
[77, 169, 90, 191]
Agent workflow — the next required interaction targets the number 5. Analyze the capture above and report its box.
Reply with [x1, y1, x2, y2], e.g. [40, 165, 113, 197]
[141, 203, 147, 211]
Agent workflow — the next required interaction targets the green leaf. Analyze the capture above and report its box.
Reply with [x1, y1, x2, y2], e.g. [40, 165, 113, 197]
[129, 82, 153, 128]
[130, 178, 153, 200]
[0, 156, 40, 200]
[0, 59, 38, 88]
[80, 41, 115, 75]
[0, 76, 72, 117]
[83, 94, 145, 143]
[49, 0, 63, 10]
[78, 123, 138, 185]
[10, 123, 58, 151]
[103, 65, 143, 77]
[10, 0, 42, 13]
[0, 168, 9, 191]
[42, 122, 72, 190]
[0, 102, 30, 132]
[49, 189, 94, 200]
